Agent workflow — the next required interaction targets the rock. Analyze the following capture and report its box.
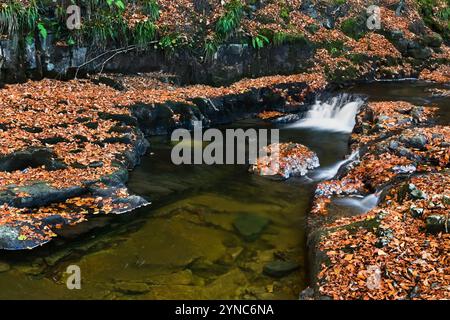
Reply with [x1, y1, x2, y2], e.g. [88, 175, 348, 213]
[375, 227, 394, 248]
[389, 140, 400, 150]
[270, 113, 301, 124]
[263, 260, 300, 278]
[392, 165, 416, 174]
[299, 287, 315, 300]
[250, 142, 320, 179]
[88, 161, 104, 168]
[410, 206, 424, 218]
[405, 134, 428, 150]
[423, 33, 443, 48]
[443, 195, 450, 206]
[410, 188, 427, 200]
[233, 214, 270, 241]
[114, 282, 150, 294]
[408, 47, 432, 60]
[0, 262, 10, 273]
[426, 215, 449, 234]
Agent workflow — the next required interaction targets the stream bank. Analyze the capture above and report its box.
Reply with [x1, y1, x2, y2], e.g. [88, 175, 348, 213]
[302, 80, 450, 300]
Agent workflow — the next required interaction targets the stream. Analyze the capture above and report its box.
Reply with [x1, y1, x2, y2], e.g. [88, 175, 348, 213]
[0, 80, 448, 300]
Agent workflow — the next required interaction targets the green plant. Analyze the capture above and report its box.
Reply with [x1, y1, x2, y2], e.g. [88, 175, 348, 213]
[321, 40, 345, 57]
[204, 37, 219, 57]
[216, 0, 244, 38]
[86, 12, 128, 47]
[273, 31, 306, 45]
[306, 24, 320, 34]
[279, 6, 290, 23]
[106, 0, 126, 11]
[143, 0, 160, 21]
[334, 0, 347, 5]
[37, 21, 47, 38]
[133, 20, 156, 47]
[159, 32, 182, 50]
[416, 0, 450, 40]
[251, 33, 269, 49]
[340, 17, 365, 40]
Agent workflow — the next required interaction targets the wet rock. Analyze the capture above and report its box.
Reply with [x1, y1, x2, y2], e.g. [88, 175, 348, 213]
[408, 184, 427, 200]
[426, 215, 449, 234]
[0, 148, 66, 172]
[410, 206, 424, 218]
[98, 112, 138, 127]
[84, 122, 98, 130]
[233, 214, 270, 241]
[375, 227, 394, 248]
[0, 182, 85, 208]
[388, 140, 400, 150]
[0, 262, 10, 273]
[403, 134, 428, 150]
[423, 33, 443, 48]
[263, 260, 300, 278]
[250, 142, 320, 179]
[114, 282, 150, 294]
[299, 287, 315, 300]
[88, 161, 104, 168]
[410, 106, 424, 121]
[270, 113, 301, 124]
[392, 165, 416, 174]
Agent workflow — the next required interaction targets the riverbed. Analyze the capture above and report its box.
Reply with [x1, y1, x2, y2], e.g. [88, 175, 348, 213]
[0, 80, 448, 299]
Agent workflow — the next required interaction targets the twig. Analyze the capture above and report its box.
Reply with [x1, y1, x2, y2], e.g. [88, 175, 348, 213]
[74, 41, 158, 78]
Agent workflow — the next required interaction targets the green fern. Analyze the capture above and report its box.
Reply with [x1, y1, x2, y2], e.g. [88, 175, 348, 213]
[251, 34, 269, 49]
[216, 0, 244, 38]
[134, 19, 156, 47]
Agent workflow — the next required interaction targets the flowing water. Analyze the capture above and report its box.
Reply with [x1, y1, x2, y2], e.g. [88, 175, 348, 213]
[0, 80, 448, 299]
[287, 94, 365, 133]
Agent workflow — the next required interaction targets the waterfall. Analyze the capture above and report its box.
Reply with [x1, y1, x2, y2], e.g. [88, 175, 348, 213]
[288, 94, 364, 133]
[312, 150, 359, 180]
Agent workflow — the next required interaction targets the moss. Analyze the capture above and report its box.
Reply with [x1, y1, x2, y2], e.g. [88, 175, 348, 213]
[325, 62, 360, 83]
[340, 17, 366, 40]
[306, 24, 320, 34]
[416, 0, 450, 40]
[319, 40, 346, 57]
[348, 53, 370, 65]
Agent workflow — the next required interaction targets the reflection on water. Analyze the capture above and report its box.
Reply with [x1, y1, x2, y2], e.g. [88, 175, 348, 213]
[0, 80, 447, 300]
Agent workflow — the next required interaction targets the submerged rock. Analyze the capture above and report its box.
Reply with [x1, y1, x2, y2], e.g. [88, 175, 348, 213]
[250, 143, 320, 179]
[263, 260, 300, 278]
[233, 214, 270, 242]
[0, 262, 10, 273]
[114, 282, 150, 294]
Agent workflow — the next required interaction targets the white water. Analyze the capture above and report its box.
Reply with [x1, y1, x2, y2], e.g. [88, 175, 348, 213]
[312, 150, 359, 180]
[335, 193, 380, 213]
[288, 94, 364, 133]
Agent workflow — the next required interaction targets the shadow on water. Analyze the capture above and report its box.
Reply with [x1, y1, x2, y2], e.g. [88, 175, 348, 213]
[0, 80, 448, 299]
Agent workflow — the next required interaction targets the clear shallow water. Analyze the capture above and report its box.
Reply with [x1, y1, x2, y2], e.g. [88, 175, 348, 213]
[0, 80, 448, 300]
